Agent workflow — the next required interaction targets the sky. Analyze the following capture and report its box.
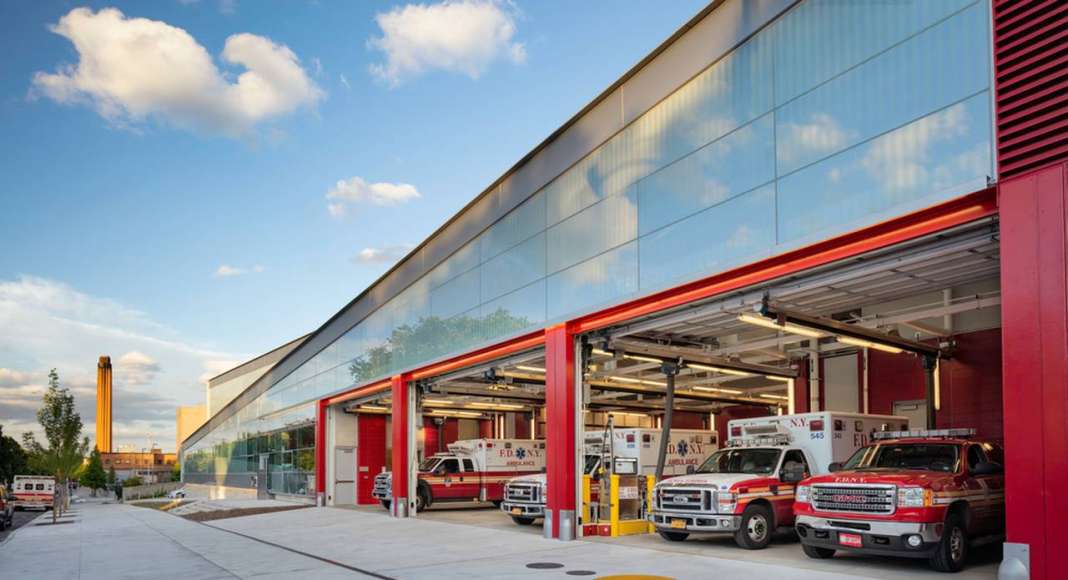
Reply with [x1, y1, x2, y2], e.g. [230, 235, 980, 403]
[0, 0, 707, 452]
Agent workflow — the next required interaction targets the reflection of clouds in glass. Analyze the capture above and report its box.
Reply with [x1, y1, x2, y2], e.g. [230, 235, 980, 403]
[725, 224, 754, 250]
[778, 112, 858, 167]
[861, 103, 968, 193]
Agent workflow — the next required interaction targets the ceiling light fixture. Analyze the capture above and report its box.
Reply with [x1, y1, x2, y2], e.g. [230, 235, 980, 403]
[691, 386, 744, 395]
[738, 313, 824, 338]
[515, 365, 545, 373]
[759, 394, 789, 401]
[837, 336, 904, 354]
[687, 362, 752, 377]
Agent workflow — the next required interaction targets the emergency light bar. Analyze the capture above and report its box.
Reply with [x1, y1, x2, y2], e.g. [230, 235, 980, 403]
[872, 428, 977, 440]
[727, 433, 792, 447]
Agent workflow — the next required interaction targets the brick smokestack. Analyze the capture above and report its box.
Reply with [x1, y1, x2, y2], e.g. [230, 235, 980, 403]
[96, 356, 112, 453]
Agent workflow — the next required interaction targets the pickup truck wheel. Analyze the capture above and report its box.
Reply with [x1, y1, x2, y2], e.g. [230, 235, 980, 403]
[734, 504, 773, 550]
[492, 500, 502, 508]
[802, 544, 836, 559]
[511, 516, 535, 526]
[379, 500, 391, 510]
[930, 514, 968, 573]
[415, 491, 429, 513]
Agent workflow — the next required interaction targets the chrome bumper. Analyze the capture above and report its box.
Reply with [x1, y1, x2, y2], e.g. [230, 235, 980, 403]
[649, 510, 741, 533]
[501, 502, 544, 517]
[795, 515, 943, 542]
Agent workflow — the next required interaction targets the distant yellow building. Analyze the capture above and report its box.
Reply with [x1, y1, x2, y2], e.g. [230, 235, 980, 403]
[176, 404, 206, 451]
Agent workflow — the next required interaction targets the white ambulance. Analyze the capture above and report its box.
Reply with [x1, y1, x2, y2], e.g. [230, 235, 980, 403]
[12, 475, 56, 511]
[501, 428, 718, 525]
[649, 412, 907, 549]
[373, 438, 545, 512]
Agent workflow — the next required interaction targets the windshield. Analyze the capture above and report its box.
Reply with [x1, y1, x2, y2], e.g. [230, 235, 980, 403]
[843, 443, 960, 473]
[418, 457, 441, 472]
[583, 455, 600, 475]
[697, 448, 781, 475]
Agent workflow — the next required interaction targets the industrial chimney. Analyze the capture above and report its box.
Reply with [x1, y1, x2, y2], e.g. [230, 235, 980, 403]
[96, 356, 112, 453]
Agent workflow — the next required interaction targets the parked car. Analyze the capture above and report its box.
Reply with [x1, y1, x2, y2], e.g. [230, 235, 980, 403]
[793, 428, 1005, 572]
[166, 488, 187, 499]
[0, 485, 14, 530]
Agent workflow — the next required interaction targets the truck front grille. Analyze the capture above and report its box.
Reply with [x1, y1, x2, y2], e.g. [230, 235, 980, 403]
[811, 484, 896, 515]
[505, 482, 540, 503]
[657, 487, 712, 512]
[372, 474, 391, 498]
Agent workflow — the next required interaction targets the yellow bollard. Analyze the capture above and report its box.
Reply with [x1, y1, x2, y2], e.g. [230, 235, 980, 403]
[609, 474, 620, 537]
[645, 475, 656, 533]
[582, 474, 592, 523]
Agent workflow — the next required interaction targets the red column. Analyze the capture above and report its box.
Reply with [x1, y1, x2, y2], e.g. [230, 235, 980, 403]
[315, 399, 327, 501]
[544, 324, 576, 539]
[793, 358, 810, 414]
[390, 374, 412, 517]
[999, 164, 1068, 580]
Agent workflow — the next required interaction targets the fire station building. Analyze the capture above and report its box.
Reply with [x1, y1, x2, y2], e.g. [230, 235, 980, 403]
[180, 1, 1067, 578]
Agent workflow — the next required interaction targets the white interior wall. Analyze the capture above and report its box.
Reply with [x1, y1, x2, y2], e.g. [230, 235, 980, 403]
[823, 353, 860, 413]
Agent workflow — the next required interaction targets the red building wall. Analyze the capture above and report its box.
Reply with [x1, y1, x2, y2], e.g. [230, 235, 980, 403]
[670, 410, 706, 430]
[714, 405, 771, 446]
[357, 414, 387, 505]
[866, 328, 1003, 442]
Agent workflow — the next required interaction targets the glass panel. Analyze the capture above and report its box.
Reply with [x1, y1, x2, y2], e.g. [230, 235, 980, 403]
[772, 0, 976, 106]
[430, 266, 480, 319]
[547, 189, 637, 274]
[547, 241, 638, 320]
[777, 93, 992, 247]
[480, 191, 545, 261]
[429, 239, 479, 288]
[481, 232, 545, 302]
[638, 114, 775, 236]
[776, 3, 990, 176]
[639, 184, 776, 291]
[481, 279, 546, 340]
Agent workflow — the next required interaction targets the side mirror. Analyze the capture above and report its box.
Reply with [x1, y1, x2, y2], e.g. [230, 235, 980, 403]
[686, 465, 696, 475]
[972, 462, 1003, 476]
[827, 462, 843, 473]
[780, 463, 806, 483]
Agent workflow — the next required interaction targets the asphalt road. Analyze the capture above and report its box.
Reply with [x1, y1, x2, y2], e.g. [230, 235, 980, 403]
[0, 510, 42, 543]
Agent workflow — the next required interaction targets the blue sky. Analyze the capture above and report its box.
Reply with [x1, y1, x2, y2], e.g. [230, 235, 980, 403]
[0, 0, 706, 450]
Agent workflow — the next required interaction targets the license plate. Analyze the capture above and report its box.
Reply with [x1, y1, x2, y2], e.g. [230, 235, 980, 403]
[511, 508, 522, 515]
[670, 519, 688, 530]
[839, 532, 863, 548]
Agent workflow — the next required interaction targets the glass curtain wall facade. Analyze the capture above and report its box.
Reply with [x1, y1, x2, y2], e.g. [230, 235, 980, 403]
[183, 0, 994, 494]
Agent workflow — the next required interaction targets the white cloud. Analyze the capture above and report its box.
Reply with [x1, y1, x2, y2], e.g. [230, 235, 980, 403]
[368, 0, 525, 85]
[862, 103, 969, 193]
[116, 351, 161, 387]
[0, 275, 242, 451]
[312, 57, 323, 77]
[31, 7, 322, 137]
[778, 113, 857, 167]
[326, 176, 420, 217]
[352, 244, 415, 264]
[339, 73, 351, 91]
[214, 264, 265, 278]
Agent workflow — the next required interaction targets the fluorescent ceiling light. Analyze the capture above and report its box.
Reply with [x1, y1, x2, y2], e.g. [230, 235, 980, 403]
[422, 399, 452, 405]
[623, 354, 663, 364]
[692, 386, 744, 395]
[515, 365, 545, 373]
[738, 313, 823, 338]
[467, 402, 525, 410]
[759, 394, 789, 401]
[687, 362, 752, 377]
[837, 336, 904, 354]
[360, 405, 388, 411]
[431, 410, 482, 418]
[764, 375, 792, 382]
[591, 348, 614, 357]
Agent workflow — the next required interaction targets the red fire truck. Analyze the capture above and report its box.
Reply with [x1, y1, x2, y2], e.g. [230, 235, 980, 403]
[373, 439, 545, 512]
[794, 428, 1005, 572]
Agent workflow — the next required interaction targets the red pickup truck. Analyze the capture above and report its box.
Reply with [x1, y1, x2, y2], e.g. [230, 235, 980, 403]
[793, 428, 1004, 572]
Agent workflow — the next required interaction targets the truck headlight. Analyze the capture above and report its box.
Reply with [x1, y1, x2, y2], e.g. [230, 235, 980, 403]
[897, 486, 931, 508]
[716, 491, 737, 513]
[796, 485, 810, 503]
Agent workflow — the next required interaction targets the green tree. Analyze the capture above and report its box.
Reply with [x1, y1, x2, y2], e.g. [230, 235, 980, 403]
[107, 466, 116, 486]
[80, 449, 107, 495]
[21, 369, 90, 519]
[171, 462, 181, 483]
[0, 425, 29, 485]
[122, 475, 143, 487]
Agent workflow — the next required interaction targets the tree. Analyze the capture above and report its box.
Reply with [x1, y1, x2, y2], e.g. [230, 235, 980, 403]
[122, 475, 143, 487]
[171, 463, 181, 483]
[0, 425, 29, 485]
[80, 449, 107, 495]
[21, 369, 90, 520]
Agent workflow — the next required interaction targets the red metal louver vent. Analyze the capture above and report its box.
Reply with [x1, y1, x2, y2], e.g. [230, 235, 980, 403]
[993, 0, 1068, 179]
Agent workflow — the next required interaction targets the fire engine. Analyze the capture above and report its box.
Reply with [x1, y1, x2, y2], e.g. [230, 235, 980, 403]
[372, 438, 545, 512]
[794, 428, 1005, 572]
[11, 475, 56, 511]
[649, 412, 907, 549]
[500, 428, 718, 526]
